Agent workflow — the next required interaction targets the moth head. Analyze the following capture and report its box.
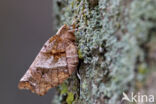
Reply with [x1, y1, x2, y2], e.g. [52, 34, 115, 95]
[56, 24, 69, 35]
[57, 24, 76, 42]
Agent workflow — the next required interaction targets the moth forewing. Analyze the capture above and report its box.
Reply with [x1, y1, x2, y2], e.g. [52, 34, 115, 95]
[18, 24, 79, 96]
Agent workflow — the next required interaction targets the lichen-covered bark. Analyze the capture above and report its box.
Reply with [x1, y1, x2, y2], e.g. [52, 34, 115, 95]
[52, 0, 156, 104]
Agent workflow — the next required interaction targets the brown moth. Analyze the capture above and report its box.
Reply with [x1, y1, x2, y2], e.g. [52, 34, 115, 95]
[18, 24, 79, 96]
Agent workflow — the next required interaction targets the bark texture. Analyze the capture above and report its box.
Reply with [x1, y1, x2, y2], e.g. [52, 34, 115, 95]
[52, 0, 156, 104]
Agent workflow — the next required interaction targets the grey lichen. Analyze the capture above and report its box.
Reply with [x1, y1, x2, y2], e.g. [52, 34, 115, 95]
[52, 0, 156, 104]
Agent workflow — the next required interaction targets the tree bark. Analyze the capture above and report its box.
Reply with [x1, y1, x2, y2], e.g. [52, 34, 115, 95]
[52, 0, 156, 104]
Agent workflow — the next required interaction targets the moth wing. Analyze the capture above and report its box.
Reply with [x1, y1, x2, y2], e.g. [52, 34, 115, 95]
[18, 36, 68, 96]
[66, 43, 79, 75]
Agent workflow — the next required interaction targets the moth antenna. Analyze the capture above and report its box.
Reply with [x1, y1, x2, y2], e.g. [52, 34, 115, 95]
[68, 26, 85, 32]
[71, 20, 77, 29]
[68, 29, 76, 33]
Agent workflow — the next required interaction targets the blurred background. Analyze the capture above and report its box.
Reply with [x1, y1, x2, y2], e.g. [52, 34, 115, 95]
[0, 0, 55, 104]
[1, 0, 156, 104]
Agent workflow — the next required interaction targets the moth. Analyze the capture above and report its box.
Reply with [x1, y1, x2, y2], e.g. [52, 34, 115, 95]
[18, 24, 79, 96]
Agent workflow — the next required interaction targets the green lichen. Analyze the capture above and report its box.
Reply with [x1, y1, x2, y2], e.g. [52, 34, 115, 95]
[138, 64, 148, 75]
[52, 0, 156, 104]
[60, 84, 75, 104]
[78, 49, 83, 59]
[66, 92, 74, 104]
[60, 83, 68, 95]
[59, 82, 77, 104]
